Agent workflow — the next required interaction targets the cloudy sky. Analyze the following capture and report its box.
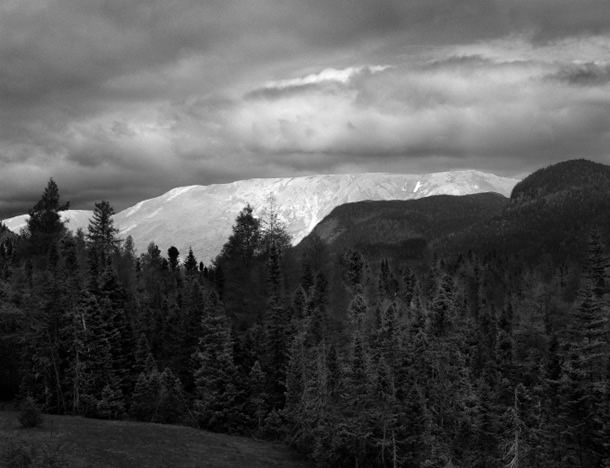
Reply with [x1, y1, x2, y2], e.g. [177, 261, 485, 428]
[2, 0, 610, 218]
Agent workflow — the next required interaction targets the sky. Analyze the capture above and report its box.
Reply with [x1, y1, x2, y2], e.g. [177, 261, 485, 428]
[2, 0, 610, 219]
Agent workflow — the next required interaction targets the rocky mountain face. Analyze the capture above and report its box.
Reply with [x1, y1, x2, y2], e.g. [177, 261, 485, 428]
[2, 170, 519, 263]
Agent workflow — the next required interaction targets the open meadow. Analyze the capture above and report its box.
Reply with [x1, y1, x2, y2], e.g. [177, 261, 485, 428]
[0, 410, 311, 468]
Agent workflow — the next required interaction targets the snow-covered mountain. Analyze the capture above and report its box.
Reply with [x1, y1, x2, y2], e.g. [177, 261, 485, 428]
[3, 210, 94, 236]
[2, 171, 519, 263]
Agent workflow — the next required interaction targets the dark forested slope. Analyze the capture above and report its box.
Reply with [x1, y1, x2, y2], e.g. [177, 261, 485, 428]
[298, 192, 508, 262]
[441, 158, 610, 263]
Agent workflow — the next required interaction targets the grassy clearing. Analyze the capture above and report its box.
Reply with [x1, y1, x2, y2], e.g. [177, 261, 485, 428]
[0, 411, 311, 468]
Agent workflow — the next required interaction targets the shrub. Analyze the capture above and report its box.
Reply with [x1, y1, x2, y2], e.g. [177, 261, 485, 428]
[95, 385, 125, 420]
[18, 397, 43, 429]
[257, 409, 285, 440]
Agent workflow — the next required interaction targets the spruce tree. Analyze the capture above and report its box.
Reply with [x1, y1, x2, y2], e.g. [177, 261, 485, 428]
[70, 292, 125, 418]
[157, 367, 186, 423]
[559, 281, 608, 466]
[167, 246, 180, 272]
[97, 263, 134, 396]
[183, 247, 198, 274]
[86, 201, 120, 266]
[129, 367, 162, 422]
[284, 332, 306, 428]
[428, 272, 457, 337]
[218, 204, 261, 266]
[248, 360, 269, 432]
[193, 292, 239, 431]
[26, 178, 69, 256]
[344, 249, 366, 295]
[263, 296, 288, 409]
[260, 194, 291, 257]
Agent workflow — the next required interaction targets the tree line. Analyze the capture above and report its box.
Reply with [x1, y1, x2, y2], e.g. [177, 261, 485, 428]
[1, 179, 609, 467]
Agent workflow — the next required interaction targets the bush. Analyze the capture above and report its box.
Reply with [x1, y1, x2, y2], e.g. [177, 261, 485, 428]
[18, 397, 43, 429]
[257, 409, 285, 440]
[95, 385, 125, 420]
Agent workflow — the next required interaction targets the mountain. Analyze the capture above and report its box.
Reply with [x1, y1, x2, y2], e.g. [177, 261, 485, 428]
[508, 159, 610, 207]
[3, 210, 94, 235]
[298, 192, 509, 262]
[439, 159, 610, 262]
[2, 170, 519, 263]
[296, 159, 610, 268]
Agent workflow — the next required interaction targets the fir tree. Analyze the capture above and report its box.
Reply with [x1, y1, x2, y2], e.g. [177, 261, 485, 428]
[26, 178, 69, 256]
[193, 292, 239, 431]
[86, 200, 120, 266]
[183, 247, 198, 274]
[260, 193, 291, 257]
[263, 297, 289, 409]
[284, 332, 306, 427]
[218, 204, 262, 266]
[157, 367, 186, 423]
[129, 368, 162, 422]
[248, 360, 269, 432]
[344, 249, 367, 295]
[167, 246, 180, 272]
[428, 273, 457, 337]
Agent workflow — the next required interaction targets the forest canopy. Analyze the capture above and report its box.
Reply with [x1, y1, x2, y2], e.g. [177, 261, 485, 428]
[1, 178, 609, 467]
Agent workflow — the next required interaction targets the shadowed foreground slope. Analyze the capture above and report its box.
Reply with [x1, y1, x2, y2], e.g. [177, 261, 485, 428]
[0, 411, 311, 468]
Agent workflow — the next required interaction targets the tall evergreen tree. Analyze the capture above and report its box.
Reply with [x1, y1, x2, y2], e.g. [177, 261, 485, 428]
[218, 204, 262, 266]
[167, 246, 180, 272]
[260, 194, 291, 257]
[183, 247, 198, 274]
[247, 360, 268, 432]
[193, 292, 239, 431]
[26, 178, 69, 256]
[87, 201, 120, 263]
[263, 296, 289, 410]
[428, 273, 457, 337]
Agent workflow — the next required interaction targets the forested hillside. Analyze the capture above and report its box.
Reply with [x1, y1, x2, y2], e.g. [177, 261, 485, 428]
[442, 159, 610, 264]
[298, 192, 508, 263]
[1, 162, 610, 467]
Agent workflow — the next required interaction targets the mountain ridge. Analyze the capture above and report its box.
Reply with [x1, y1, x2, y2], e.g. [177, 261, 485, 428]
[2, 170, 519, 263]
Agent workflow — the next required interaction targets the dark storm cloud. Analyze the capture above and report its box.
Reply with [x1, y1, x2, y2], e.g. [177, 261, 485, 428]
[1, 0, 610, 219]
[550, 62, 610, 86]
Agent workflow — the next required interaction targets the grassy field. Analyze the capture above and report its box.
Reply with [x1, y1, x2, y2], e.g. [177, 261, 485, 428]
[0, 410, 312, 468]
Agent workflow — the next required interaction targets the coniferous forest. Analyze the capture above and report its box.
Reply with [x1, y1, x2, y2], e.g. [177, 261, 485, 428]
[1, 172, 610, 468]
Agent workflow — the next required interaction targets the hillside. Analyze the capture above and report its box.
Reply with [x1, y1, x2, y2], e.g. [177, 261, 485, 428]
[3, 170, 519, 263]
[441, 159, 610, 262]
[294, 159, 610, 267]
[0, 411, 310, 468]
[298, 192, 508, 262]
[508, 158, 610, 208]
